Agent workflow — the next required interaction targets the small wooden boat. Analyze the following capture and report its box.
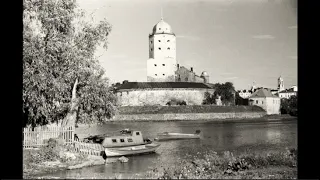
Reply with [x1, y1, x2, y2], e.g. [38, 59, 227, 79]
[100, 129, 160, 158]
[155, 130, 201, 141]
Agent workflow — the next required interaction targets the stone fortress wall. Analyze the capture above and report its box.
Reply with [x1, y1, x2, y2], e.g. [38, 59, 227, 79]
[116, 88, 215, 106]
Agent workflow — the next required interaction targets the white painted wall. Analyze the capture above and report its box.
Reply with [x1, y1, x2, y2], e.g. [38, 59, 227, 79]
[249, 97, 280, 115]
[147, 33, 177, 82]
[117, 88, 214, 106]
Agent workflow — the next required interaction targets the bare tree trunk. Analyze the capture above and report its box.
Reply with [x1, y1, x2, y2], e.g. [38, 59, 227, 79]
[61, 78, 79, 128]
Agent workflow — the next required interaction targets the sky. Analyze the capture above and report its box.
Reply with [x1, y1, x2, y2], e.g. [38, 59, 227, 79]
[76, 0, 297, 90]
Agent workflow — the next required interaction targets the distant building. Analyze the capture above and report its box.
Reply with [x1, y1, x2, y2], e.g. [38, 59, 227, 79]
[277, 76, 285, 92]
[278, 87, 297, 99]
[238, 89, 252, 99]
[249, 88, 280, 115]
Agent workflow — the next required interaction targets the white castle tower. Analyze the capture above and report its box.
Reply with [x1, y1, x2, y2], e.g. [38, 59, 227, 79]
[277, 76, 285, 92]
[147, 16, 177, 82]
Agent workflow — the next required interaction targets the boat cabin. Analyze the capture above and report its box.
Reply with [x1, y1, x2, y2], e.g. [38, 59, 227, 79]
[102, 130, 145, 148]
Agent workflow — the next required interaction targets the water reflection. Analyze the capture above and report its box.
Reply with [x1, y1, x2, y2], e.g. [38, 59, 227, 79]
[41, 119, 297, 178]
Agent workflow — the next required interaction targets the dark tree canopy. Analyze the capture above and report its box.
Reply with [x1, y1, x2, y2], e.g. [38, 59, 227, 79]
[23, 0, 117, 127]
[202, 82, 236, 105]
[280, 95, 297, 116]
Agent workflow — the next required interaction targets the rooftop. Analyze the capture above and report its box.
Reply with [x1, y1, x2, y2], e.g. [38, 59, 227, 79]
[279, 89, 297, 93]
[115, 82, 214, 90]
[250, 88, 278, 98]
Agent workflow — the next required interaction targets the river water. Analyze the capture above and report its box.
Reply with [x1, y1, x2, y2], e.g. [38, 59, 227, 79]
[39, 118, 297, 179]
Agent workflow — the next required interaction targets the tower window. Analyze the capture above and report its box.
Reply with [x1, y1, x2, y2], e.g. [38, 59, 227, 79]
[151, 48, 153, 51]
[162, 64, 165, 66]
[154, 64, 157, 66]
[155, 74, 157, 76]
[150, 41, 153, 44]
[159, 47, 161, 50]
[167, 47, 170, 50]
[167, 40, 170, 42]
[163, 74, 165, 76]
[158, 40, 161, 42]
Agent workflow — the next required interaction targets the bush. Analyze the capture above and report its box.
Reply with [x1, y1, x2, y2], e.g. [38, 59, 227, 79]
[166, 99, 187, 106]
[146, 148, 297, 179]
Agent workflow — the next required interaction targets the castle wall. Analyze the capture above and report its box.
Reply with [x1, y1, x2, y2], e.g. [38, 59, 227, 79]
[116, 88, 214, 106]
[113, 112, 266, 121]
[175, 66, 205, 83]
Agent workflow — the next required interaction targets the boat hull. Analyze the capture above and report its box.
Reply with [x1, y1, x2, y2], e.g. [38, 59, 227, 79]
[104, 143, 160, 157]
[156, 133, 200, 141]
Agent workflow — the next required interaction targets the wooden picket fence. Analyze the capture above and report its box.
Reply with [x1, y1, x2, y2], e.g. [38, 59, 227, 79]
[23, 123, 105, 157]
[73, 139, 104, 156]
[23, 124, 74, 149]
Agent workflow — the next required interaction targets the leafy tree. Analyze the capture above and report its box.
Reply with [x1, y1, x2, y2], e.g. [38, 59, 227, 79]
[23, 0, 116, 128]
[280, 95, 297, 115]
[213, 82, 235, 105]
[202, 92, 216, 105]
[202, 82, 235, 106]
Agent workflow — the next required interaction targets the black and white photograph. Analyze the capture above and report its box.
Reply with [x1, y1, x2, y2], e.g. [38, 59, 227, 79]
[22, 0, 298, 179]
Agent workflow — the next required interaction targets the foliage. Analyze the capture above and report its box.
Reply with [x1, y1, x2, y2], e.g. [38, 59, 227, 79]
[142, 148, 297, 179]
[203, 82, 235, 105]
[23, 0, 116, 127]
[280, 95, 297, 116]
[166, 98, 187, 106]
[235, 92, 249, 105]
[202, 91, 217, 105]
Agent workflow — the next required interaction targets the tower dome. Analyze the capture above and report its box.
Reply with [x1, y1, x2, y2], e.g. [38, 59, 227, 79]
[201, 71, 208, 77]
[152, 19, 173, 35]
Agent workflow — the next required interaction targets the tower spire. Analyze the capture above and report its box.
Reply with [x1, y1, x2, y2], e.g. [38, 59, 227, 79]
[161, 6, 163, 20]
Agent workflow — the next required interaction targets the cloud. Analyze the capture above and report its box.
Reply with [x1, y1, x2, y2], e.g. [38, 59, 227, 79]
[176, 35, 200, 41]
[288, 25, 297, 29]
[252, 35, 275, 40]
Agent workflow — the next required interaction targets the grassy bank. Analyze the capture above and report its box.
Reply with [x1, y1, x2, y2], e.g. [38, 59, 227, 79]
[23, 141, 105, 179]
[24, 146, 297, 179]
[133, 148, 297, 179]
[118, 105, 265, 115]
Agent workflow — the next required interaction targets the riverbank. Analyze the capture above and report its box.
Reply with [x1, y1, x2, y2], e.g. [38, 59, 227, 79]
[23, 139, 105, 179]
[31, 148, 297, 179]
[129, 147, 297, 179]
[101, 105, 292, 122]
[104, 113, 294, 122]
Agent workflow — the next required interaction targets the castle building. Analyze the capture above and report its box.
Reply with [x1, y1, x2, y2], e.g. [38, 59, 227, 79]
[147, 17, 177, 82]
[114, 17, 214, 106]
[147, 17, 208, 83]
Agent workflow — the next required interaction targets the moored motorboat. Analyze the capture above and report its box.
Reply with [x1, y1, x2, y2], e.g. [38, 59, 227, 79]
[155, 130, 201, 141]
[101, 129, 160, 158]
